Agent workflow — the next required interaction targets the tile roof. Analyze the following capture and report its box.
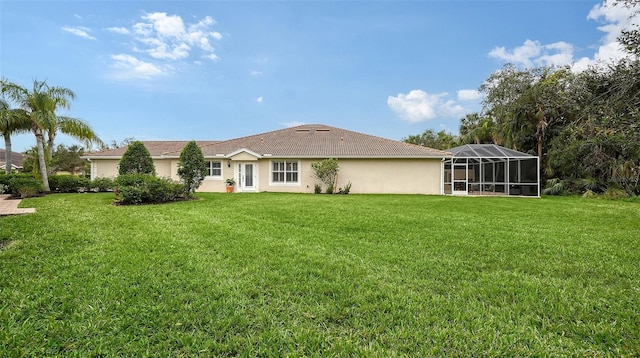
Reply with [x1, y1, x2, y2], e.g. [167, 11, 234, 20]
[85, 141, 219, 158]
[85, 125, 450, 159]
[0, 149, 25, 167]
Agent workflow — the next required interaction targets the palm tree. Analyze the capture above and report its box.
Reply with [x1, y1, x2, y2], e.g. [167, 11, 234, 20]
[1, 78, 103, 190]
[0, 97, 31, 174]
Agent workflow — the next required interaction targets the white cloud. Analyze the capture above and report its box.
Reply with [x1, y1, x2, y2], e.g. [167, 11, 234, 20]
[387, 89, 466, 123]
[107, 12, 223, 79]
[489, 2, 639, 72]
[457, 89, 483, 101]
[256, 96, 264, 103]
[131, 12, 222, 60]
[61, 26, 96, 40]
[489, 39, 574, 68]
[110, 54, 164, 79]
[250, 70, 263, 76]
[107, 27, 130, 35]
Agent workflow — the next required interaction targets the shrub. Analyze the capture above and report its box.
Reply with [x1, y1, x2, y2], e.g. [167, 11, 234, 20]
[602, 187, 629, 200]
[177, 141, 206, 194]
[337, 181, 352, 194]
[48, 175, 90, 193]
[314, 183, 322, 194]
[114, 174, 187, 205]
[118, 141, 156, 175]
[325, 183, 334, 194]
[90, 177, 114, 192]
[6, 175, 44, 198]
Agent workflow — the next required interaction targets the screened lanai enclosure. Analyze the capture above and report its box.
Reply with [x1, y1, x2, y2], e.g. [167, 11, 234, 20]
[443, 144, 540, 197]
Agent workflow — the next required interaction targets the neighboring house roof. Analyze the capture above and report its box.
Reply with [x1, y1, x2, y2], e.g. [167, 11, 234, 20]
[450, 144, 536, 158]
[0, 149, 25, 169]
[84, 125, 451, 159]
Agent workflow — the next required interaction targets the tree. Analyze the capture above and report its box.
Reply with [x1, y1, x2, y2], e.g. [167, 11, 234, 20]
[480, 65, 576, 169]
[1, 92, 31, 174]
[403, 129, 458, 150]
[311, 158, 339, 193]
[1, 78, 103, 191]
[51, 144, 88, 175]
[118, 141, 155, 175]
[177, 141, 206, 194]
[458, 113, 498, 145]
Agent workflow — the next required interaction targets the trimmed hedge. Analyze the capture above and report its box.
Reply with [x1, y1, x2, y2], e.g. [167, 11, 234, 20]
[0, 174, 44, 198]
[48, 175, 90, 193]
[114, 174, 187, 205]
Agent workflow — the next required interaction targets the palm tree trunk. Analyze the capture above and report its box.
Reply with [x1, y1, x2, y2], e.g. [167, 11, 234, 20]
[46, 133, 54, 175]
[35, 129, 50, 191]
[3, 135, 11, 174]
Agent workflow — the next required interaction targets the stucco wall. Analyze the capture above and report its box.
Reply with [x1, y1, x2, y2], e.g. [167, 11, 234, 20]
[91, 159, 119, 178]
[90, 157, 443, 195]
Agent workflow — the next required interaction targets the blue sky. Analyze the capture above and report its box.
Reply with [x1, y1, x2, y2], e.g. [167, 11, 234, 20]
[1, 0, 637, 152]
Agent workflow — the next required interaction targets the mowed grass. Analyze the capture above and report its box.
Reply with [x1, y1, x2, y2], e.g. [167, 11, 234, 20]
[1, 193, 639, 356]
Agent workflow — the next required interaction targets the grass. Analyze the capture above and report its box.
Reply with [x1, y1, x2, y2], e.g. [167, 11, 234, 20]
[1, 193, 639, 356]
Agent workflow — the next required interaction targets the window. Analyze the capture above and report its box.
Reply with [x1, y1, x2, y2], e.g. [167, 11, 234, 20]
[272, 160, 299, 184]
[206, 161, 222, 177]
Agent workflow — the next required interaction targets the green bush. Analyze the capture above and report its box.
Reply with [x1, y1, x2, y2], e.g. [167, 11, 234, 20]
[90, 177, 114, 192]
[6, 175, 44, 198]
[114, 174, 187, 205]
[48, 175, 90, 193]
[337, 181, 352, 194]
[314, 183, 322, 194]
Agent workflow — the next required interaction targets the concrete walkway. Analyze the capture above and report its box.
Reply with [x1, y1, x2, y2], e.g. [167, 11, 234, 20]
[0, 194, 36, 216]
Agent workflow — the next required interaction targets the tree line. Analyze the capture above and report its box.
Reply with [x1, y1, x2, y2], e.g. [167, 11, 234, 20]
[405, 1, 639, 196]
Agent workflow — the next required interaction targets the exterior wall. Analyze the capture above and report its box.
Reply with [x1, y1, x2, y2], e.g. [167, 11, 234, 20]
[252, 158, 442, 195]
[91, 157, 444, 195]
[91, 159, 119, 178]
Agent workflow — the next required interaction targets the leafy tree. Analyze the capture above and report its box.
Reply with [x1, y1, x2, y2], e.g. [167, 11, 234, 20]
[118, 141, 156, 175]
[458, 113, 498, 145]
[177, 141, 206, 194]
[51, 144, 88, 175]
[1, 78, 103, 191]
[311, 158, 339, 193]
[480, 65, 576, 169]
[403, 129, 458, 149]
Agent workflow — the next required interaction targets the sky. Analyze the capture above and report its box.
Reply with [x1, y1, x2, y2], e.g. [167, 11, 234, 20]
[1, 0, 638, 152]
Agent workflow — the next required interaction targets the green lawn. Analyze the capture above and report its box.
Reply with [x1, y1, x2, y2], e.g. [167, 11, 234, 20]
[1, 193, 638, 356]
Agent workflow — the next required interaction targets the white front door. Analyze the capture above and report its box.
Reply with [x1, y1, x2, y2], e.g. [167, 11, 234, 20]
[239, 163, 257, 192]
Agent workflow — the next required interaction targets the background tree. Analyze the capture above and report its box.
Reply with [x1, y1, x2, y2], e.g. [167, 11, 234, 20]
[118, 141, 156, 175]
[51, 144, 88, 175]
[177, 141, 206, 194]
[1, 78, 102, 191]
[403, 129, 458, 150]
[458, 113, 498, 145]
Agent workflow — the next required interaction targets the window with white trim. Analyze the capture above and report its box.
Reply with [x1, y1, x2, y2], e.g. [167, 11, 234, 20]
[206, 161, 222, 177]
[272, 160, 299, 183]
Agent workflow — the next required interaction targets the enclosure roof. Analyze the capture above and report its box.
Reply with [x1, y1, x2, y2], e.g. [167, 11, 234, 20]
[449, 144, 536, 158]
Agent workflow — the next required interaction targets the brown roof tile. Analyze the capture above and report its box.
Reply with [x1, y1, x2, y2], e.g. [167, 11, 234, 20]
[85, 125, 450, 159]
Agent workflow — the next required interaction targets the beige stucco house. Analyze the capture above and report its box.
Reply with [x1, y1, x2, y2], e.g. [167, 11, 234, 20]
[84, 124, 451, 195]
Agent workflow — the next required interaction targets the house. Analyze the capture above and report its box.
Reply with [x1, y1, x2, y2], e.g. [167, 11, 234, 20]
[0, 149, 25, 172]
[84, 124, 450, 194]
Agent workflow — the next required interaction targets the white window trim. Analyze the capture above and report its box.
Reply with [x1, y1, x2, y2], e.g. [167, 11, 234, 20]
[269, 160, 301, 186]
[204, 160, 223, 180]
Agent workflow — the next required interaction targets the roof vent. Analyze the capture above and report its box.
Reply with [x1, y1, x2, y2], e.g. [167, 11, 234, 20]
[316, 129, 330, 132]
